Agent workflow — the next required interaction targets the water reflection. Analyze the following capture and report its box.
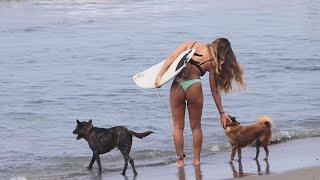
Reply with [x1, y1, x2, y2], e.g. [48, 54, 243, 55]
[194, 164, 203, 180]
[89, 173, 102, 180]
[229, 159, 270, 177]
[178, 167, 185, 180]
[123, 175, 137, 180]
[177, 164, 202, 180]
[88, 171, 137, 180]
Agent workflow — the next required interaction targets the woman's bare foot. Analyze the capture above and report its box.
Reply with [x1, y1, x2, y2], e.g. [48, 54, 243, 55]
[193, 155, 201, 165]
[177, 159, 185, 167]
[176, 154, 186, 167]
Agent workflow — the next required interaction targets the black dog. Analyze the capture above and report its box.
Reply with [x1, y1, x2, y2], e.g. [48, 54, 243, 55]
[73, 119, 153, 175]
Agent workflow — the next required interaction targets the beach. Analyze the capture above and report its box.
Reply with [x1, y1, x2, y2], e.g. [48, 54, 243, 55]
[1, 0, 320, 179]
[245, 167, 320, 180]
[24, 137, 319, 180]
[82, 137, 320, 180]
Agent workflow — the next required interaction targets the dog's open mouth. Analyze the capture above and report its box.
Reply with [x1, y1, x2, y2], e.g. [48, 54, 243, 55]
[76, 134, 81, 140]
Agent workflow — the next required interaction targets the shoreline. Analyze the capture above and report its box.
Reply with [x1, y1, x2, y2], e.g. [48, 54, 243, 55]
[54, 137, 320, 180]
[138, 137, 320, 180]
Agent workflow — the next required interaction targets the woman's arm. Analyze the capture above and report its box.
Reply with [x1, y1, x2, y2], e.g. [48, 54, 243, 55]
[209, 70, 230, 129]
[155, 42, 189, 87]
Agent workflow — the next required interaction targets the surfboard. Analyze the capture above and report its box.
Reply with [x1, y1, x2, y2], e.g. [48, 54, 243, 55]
[133, 49, 196, 89]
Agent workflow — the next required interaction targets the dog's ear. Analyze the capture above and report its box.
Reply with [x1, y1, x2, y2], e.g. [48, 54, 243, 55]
[232, 117, 240, 125]
[76, 119, 80, 124]
[88, 119, 92, 124]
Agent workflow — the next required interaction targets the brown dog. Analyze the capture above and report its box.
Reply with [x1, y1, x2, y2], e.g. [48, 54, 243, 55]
[224, 115, 272, 162]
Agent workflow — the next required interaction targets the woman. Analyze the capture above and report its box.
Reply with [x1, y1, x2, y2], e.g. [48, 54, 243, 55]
[155, 38, 246, 167]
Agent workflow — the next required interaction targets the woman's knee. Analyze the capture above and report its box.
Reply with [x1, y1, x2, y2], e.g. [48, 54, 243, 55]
[190, 121, 201, 131]
[173, 123, 184, 131]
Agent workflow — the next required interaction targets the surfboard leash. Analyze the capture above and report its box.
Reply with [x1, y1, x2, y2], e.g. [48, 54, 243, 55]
[155, 88, 170, 121]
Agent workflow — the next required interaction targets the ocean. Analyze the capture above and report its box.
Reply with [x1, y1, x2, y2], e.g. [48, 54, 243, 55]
[0, 0, 319, 179]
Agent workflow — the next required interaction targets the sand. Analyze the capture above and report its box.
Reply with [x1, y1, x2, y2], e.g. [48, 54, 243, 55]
[241, 166, 320, 180]
[72, 137, 320, 180]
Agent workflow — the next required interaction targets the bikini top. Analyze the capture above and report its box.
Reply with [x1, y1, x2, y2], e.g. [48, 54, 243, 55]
[189, 42, 212, 76]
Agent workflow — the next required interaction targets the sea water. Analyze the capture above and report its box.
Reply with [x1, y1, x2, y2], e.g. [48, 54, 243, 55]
[0, 0, 319, 179]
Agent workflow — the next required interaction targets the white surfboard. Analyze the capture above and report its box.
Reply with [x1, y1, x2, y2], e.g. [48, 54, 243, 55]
[133, 49, 196, 89]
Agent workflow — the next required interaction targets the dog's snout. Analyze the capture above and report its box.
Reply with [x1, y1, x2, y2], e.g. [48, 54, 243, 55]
[73, 129, 78, 134]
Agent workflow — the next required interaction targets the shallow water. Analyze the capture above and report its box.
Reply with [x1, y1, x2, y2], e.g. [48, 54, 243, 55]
[0, 0, 319, 179]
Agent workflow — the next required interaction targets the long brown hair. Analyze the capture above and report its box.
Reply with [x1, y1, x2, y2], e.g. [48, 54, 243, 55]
[208, 38, 246, 94]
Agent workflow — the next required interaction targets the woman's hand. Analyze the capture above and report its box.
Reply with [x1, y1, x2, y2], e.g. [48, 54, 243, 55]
[220, 113, 231, 129]
[155, 76, 161, 88]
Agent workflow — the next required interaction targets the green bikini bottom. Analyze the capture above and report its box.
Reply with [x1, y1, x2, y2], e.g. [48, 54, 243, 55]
[179, 79, 201, 92]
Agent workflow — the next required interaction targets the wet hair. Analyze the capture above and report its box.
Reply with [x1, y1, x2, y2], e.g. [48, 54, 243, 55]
[207, 38, 246, 94]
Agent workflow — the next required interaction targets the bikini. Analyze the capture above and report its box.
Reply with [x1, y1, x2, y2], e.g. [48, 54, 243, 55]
[177, 42, 212, 92]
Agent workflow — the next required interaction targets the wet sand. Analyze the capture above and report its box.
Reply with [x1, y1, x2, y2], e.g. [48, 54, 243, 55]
[241, 166, 320, 180]
[73, 137, 320, 180]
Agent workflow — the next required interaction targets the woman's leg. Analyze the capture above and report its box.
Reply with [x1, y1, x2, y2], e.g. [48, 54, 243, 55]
[170, 82, 186, 167]
[186, 83, 203, 165]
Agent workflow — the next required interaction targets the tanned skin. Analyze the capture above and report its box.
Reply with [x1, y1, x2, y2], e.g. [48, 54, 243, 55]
[155, 41, 231, 167]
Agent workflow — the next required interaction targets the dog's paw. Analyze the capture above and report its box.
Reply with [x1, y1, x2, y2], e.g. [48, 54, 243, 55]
[87, 166, 92, 170]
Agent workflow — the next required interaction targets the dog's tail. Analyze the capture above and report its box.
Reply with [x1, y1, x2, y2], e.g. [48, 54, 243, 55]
[130, 130, 154, 139]
[256, 115, 273, 128]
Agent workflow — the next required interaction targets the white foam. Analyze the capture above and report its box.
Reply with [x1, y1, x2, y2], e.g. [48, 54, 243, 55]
[210, 145, 220, 152]
[10, 176, 27, 180]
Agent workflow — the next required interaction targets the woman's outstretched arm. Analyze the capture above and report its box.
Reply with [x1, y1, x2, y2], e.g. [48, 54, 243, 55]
[209, 70, 230, 129]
